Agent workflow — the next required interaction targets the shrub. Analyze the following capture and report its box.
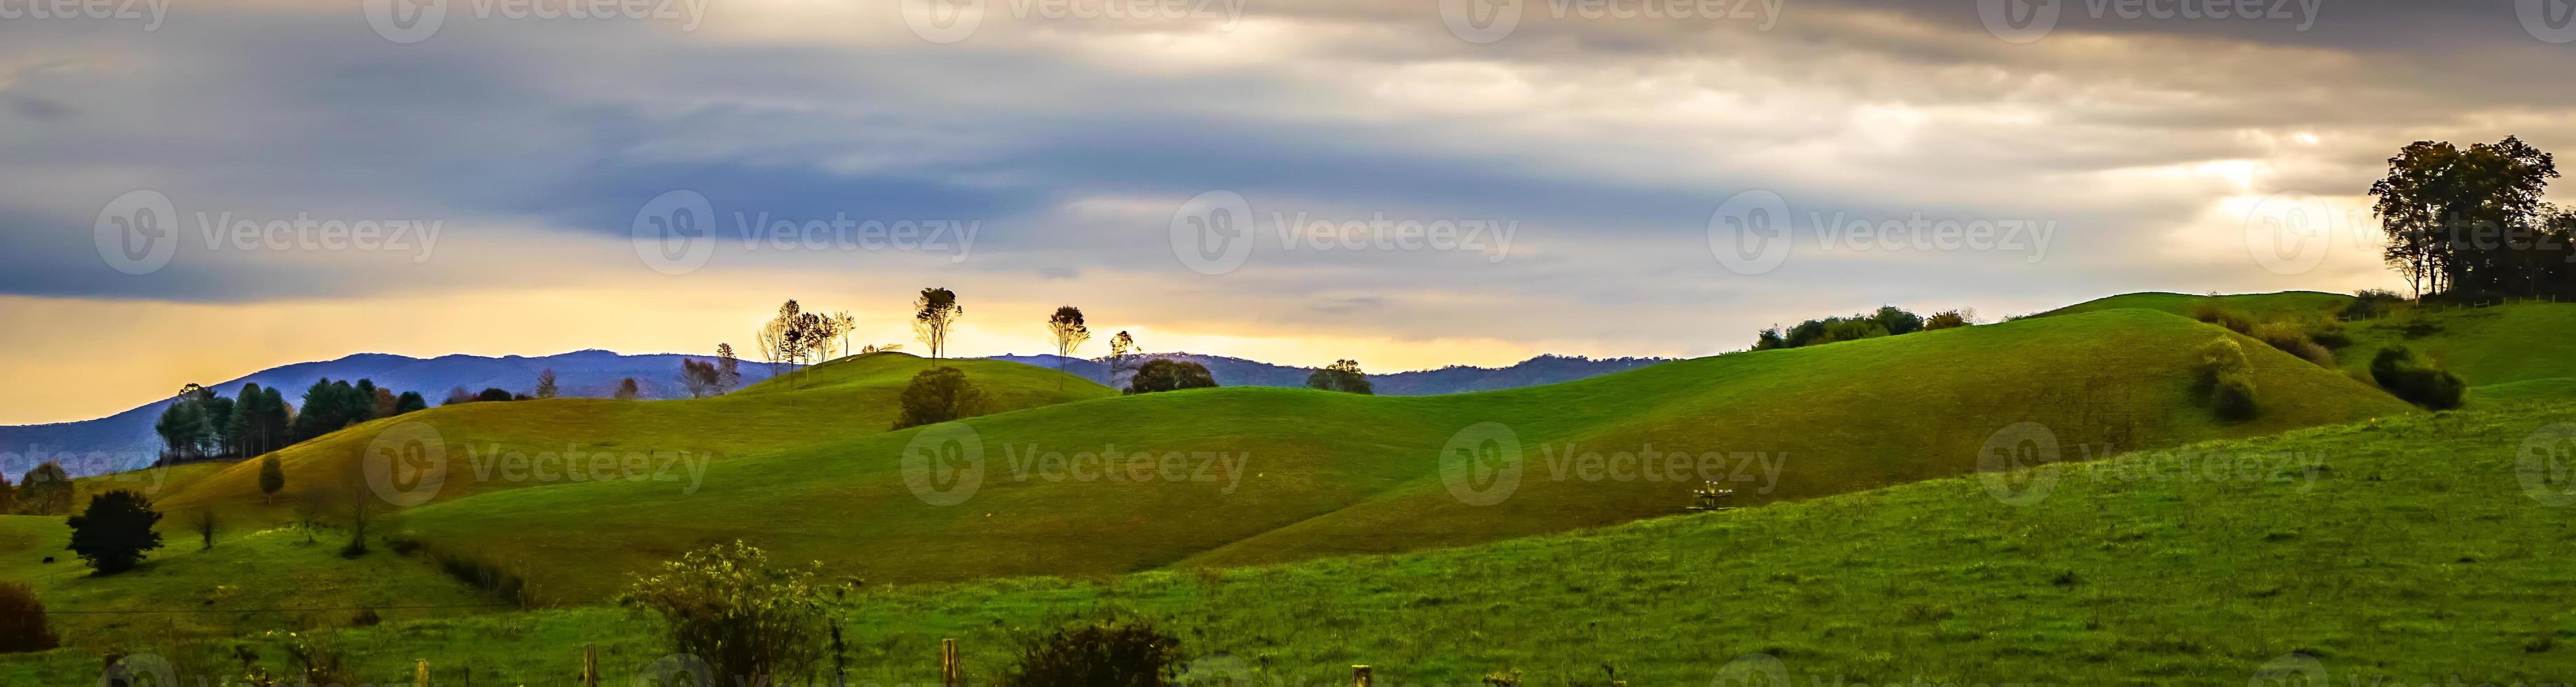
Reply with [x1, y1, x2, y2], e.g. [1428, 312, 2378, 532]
[2306, 319, 2352, 348]
[618, 541, 845, 687]
[2343, 289, 2406, 320]
[1304, 360, 1373, 394]
[1870, 306, 1925, 336]
[67, 489, 164, 575]
[0, 583, 60, 653]
[893, 366, 988, 430]
[1126, 360, 1218, 395]
[1003, 618, 1183, 687]
[2249, 321, 2334, 367]
[2371, 346, 2467, 410]
[2198, 339, 2259, 421]
[2189, 301, 2254, 334]
[1922, 310, 1974, 331]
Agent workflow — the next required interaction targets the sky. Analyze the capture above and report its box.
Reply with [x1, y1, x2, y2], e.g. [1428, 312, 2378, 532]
[4, 0, 2572, 425]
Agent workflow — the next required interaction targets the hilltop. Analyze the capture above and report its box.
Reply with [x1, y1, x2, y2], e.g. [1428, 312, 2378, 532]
[377, 307, 2409, 601]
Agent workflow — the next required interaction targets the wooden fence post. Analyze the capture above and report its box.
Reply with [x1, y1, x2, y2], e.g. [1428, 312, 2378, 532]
[415, 660, 431, 687]
[1352, 665, 1372, 687]
[581, 644, 599, 687]
[940, 638, 964, 687]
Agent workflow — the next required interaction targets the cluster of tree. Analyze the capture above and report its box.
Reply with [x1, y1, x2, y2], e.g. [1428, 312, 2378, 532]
[290, 378, 425, 442]
[1305, 359, 1372, 394]
[678, 353, 742, 398]
[1125, 359, 1218, 395]
[760, 300, 859, 371]
[2370, 137, 2576, 300]
[1751, 306, 1975, 351]
[153, 383, 291, 464]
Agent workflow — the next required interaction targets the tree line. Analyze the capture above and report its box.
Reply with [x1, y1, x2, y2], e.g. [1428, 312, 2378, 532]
[153, 379, 427, 466]
[2370, 136, 2575, 301]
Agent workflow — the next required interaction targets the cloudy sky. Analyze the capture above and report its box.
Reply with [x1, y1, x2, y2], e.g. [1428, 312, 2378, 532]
[4, 0, 2571, 424]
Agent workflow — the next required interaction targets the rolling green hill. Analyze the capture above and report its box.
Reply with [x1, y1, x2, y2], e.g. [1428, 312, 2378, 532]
[8, 400, 2565, 686]
[137, 354, 1112, 522]
[2042, 291, 2576, 405]
[382, 308, 2414, 602]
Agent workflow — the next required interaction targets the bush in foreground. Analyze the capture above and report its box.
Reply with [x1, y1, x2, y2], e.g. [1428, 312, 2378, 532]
[1003, 618, 1183, 687]
[2249, 320, 2335, 367]
[618, 542, 847, 687]
[0, 583, 59, 654]
[67, 489, 164, 575]
[894, 366, 988, 430]
[2371, 346, 2467, 410]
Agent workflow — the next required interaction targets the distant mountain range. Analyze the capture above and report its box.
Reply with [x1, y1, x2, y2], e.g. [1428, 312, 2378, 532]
[1, 350, 1669, 476]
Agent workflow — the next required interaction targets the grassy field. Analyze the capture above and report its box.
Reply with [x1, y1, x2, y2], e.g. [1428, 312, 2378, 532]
[2042, 292, 2576, 405]
[8, 400, 2568, 685]
[371, 307, 2413, 603]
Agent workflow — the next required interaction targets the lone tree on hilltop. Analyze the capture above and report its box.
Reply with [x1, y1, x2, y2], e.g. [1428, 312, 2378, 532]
[65, 490, 163, 575]
[1046, 306, 1090, 389]
[914, 288, 963, 359]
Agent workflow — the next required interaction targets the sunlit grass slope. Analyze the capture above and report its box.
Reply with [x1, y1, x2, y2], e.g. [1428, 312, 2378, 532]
[131, 353, 1111, 524]
[392, 308, 2413, 602]
[11, 401, 2566, 686]
[2044, 291, 2576, 404]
